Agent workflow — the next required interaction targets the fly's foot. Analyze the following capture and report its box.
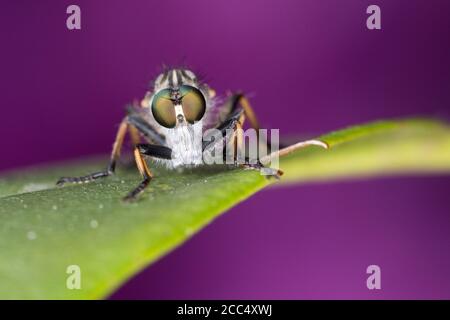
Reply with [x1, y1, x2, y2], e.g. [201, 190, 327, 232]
[56, 170, 113, 187]
[122, 178, 151, 202]
[240, 160, 283, 179]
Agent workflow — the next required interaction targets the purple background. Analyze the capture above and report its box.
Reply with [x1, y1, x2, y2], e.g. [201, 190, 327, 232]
[1, 0, 450, 299]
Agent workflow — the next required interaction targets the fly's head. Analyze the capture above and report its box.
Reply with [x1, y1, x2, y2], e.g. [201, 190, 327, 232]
[148, 69, 208, 130]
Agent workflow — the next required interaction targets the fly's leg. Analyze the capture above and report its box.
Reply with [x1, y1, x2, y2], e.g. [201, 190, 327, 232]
[234, 124, 283, 178]
[234, 111, 245, 157]
[122, 143, 172, 201]
[119, 123, 142, 169]
[56, 119, 129, 186]
[228, 93, 328, 152]
[128, 124, 141, 147]
[56, 108, 170, 202]
[232, 108, 282, 177]
[227, 93, 328, 166]
[122, 147, 153, 202]
[209, 97, 327, 177]
[203, 110, 282, 178]
[232, 94, 261, 132]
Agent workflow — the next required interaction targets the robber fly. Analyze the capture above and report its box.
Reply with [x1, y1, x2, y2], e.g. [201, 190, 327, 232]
[57, 68, 327, 201]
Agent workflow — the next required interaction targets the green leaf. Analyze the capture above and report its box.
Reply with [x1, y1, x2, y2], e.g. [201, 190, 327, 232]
[279, 118, 450, 184]
[0, 118, 449, 299]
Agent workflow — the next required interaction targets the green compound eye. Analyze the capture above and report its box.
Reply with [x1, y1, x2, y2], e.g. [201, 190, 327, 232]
[151, 89, 176, 128]
[180, 85, 206, 124]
